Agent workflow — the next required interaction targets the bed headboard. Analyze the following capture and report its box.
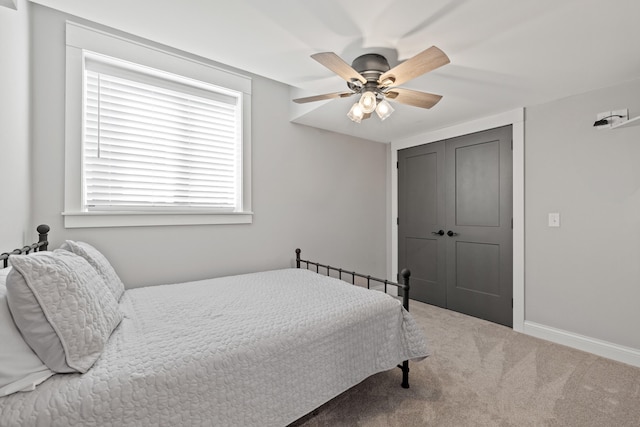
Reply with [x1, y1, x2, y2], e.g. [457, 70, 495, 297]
[1, 224, 50, 268]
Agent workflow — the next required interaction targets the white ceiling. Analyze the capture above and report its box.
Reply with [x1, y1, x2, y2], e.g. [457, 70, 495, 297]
[31, 0, 640, 142]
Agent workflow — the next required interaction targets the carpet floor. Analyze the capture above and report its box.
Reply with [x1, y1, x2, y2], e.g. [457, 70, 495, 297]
[293, 300, 640, 426]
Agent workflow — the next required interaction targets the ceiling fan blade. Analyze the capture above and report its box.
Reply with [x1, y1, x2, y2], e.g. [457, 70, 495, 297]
[311, 52, 367, 84]
[385, 88, 443, 109]
[293, 91, 354, 104]
[379, 46, 450, 87]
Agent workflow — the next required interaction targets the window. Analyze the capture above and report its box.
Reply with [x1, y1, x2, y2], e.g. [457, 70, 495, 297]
[84, 53, 242, 212]
[64, 22, 252, 228]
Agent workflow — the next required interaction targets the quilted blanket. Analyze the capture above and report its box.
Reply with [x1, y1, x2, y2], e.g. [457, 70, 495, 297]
[0, 268, 429, 426]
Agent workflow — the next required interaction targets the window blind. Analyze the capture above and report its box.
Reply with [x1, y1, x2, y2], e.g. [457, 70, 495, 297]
[83, 55, 242, 211]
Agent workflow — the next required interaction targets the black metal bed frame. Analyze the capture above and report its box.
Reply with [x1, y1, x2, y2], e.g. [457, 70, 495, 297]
[295, 248, 414, 389]
[1, 224, 50, 268]
[1, 228, 416, 388]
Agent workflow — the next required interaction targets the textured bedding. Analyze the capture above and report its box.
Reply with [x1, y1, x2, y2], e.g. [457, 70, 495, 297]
[0, 268, 429, 427]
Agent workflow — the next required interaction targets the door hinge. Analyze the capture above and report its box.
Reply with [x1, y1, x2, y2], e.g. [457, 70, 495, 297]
[511, 218, 513, 229]
[396, 217, 399, 225]
[511, 139, 513, 150]
[396, 161, 399, 169]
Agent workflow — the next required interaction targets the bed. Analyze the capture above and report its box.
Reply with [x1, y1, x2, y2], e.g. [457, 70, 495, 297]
[0, 225, 429, 426]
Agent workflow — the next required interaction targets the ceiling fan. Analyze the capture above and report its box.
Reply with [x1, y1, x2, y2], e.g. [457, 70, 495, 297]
[293, 46, 450, 123]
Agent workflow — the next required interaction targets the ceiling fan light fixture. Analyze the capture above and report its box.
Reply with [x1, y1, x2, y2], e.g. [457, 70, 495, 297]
[347, 102, 364, 123]
[358, 91, 377, 114]
[296, 46, 450, 123]
[375, 99, 394, 120]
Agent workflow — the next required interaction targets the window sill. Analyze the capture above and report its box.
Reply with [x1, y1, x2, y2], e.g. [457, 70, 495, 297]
[62, 211, 253, 228]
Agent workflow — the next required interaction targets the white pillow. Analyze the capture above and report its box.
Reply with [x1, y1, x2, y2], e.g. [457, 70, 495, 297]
[60, 240, 125, 301]
[7, 251, 123, 373]
[6, 264, 75, 373]
[0, 267, 54, 397]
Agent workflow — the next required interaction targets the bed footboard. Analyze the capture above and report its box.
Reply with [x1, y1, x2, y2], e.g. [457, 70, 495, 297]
[295, 248, 413, 388]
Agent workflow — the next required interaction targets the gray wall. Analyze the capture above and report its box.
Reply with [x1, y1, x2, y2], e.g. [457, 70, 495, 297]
[0, 0, 31, 248]
[525, 78, 640, 349]
[26, 4, 388, 287]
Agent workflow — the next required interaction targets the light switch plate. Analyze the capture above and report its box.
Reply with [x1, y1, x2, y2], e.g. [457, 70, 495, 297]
[548, 212, 560, 227]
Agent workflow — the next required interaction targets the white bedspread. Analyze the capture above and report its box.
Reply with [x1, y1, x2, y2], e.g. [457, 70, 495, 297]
[0, 268, 428, 427]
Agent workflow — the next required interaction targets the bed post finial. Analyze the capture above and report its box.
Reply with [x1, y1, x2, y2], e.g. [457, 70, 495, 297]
[37, 224, 50, 251]
[295, 248, 301, 268]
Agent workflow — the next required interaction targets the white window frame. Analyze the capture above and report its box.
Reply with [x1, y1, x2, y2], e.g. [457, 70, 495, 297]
[63, 21, 252, 228]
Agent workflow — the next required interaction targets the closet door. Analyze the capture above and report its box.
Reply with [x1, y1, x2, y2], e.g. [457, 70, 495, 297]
[398, 141, 446, 307]
[445, 126, 513, 327]
[398, 126, 513, 327]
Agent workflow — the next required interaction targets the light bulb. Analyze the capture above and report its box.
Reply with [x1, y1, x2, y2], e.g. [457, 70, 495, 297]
[358, 91, 377, 114]
[375, 99, 394, 120]
[347, 102, 364, 123]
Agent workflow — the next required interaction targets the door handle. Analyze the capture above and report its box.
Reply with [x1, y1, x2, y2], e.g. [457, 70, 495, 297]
[447, 230, 458, 237]
[431, 230, 445, 236]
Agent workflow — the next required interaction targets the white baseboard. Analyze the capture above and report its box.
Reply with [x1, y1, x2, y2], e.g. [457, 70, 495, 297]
[523, 321, 640, 368]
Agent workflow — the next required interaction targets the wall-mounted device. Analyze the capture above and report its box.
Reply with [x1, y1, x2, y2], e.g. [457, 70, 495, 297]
[593, 108, 640, 129]
[593, 109, 628, 129]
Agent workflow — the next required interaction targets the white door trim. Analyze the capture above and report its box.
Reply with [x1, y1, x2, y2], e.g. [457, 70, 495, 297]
[390, 108, 525, 332]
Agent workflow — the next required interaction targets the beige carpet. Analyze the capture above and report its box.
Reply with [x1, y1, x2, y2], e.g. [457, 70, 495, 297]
[292, 301, 640, 426]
